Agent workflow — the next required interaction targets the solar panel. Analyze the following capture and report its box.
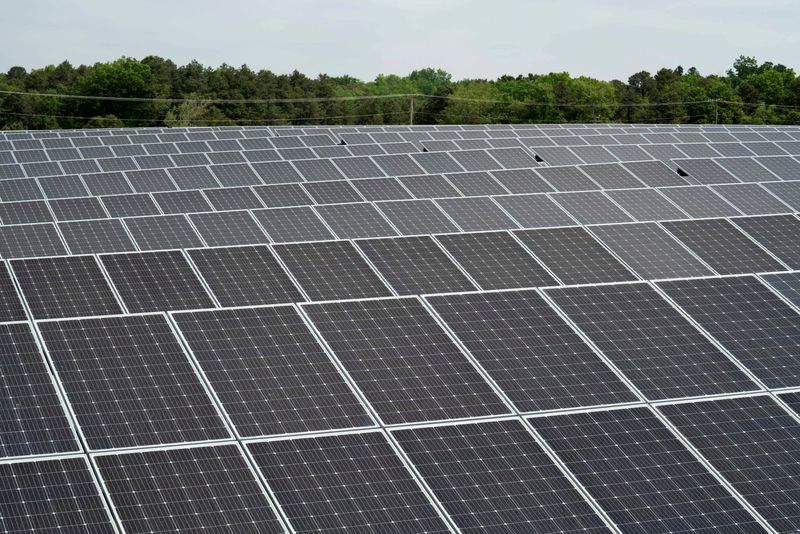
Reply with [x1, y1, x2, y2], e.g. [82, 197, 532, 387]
[578, 163, 643, 189]
[247, 432, 450, 533]
[730, 214, 800, 268]
[58, 218, 137, 254]
[659, 185, 743, 217]
[0, 200, 53, 225]
[535, 166, 599, 192]
[302, 180, 364, 204]
[448, 149, 502, 171]
[550, 279, 762, 401]
[153, 190, 213, 214]
[356, 236, 476, 295]
[711, 183, 792, 215]
[393, 419, 612, 533]
[530, 146, 583, 166]
[0, 457, 115, 532]
[659, 395, 800, 533]
[760, 271, 800, 308]
[172, 305, 373, 436]
[551, 191, 633, 225]
[410, 151, 465, 173]
[657, 275, 800, 388]
[331, 156, 385, 179]
[253, 183, 314, 207]
[11, 255, 123, 319]
[100, 193, 160, 217]
[489, 168, 553, 194]
[203, 186, 264, 210]
[94, 444, 286, 533]
[252, 206, 334, 243]
[622, 160, 688, 187]
[662, 218, 786, 275]
[350, 177, 413, 201]
[314, 202, 398, 239]
[515, 226, 637, 285]
[124, 214, 204, 250]
[188, 210, 269, 246]
[436, 231, 557, 290]
[167, 165, 220, 189]
[674, 158, 739, 184]
[427, 289, 637, 411]
[0, 262, 26, 321]
[303, 297, 509, 423]
[714, 157, 778, 183]
[99, 250, 215, 313]
[48, 197, 107, 221]
[398, 173, 463, 198]
[755, 155, 800, 180]
[273, 240, 392, 301]
[38, 314, 230, 450]
[0, 223, 67, 258]
[762, 181, 800, 210]
[186, 245, 303, 307]
[435, 196, 518, 231]
[250, 160, 303, 184]
[444, 171, 508, 196]
[372, 153, 426, 176]
[375, 199, 459, 234]
[603, 188, 687, 221]
[292, 158, 346, 181]
[486, 146, 539, 168]
[530, 407, 765, 533]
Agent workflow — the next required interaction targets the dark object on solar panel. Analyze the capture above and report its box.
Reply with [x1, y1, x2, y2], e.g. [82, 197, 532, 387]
[492, 194, 577, 228]
[0, 200, 53, 225]
[436, 196, 518, 231]
[394, 419, 612, 533]
[0, 457, 115, 532]
[101, 193, 161, 218]
[252, 206, 334, 243]
[12, 255, 123, 319]
[0, 322, 78, 457]
[435, 231, 556, 290]
[58, 219, 137, 255]
[38, 314, 230, 450]
[659, 185, 742, 218]
[188, 210, 269, 246]
[730, 214, 800, 268]
[303, 297, 509, 423]
[545, 282, 757, 399]
[674, 158, 739, 184]
[551, 191, 633, 225]
[95, 444, 285, 533]
[711, 184, 792, 215]
[622, 160, 689, 187]
[253, 183, 314, 207]
[760, 271, 800, 308]
[173, 305, 372, 436]
[124, 214, 204, 250]
[659, 395, 800, 533]
[315, 202, 398, 239]
[535, 166, 599, 192]
[273, 240, 391, 301]
[302, 180, 364, 204]
[515, 226, 637, 285]
[153, 190, 213, 214]
[100, 250, 215, 312]
[530, 407, 765, 534]
[657, 275, 800, 388]
[357, 236, 476, 295]
[427, 289, 636, 411]
[662, 218, 785, 275]
[187, 245, 303, 306]
[589, 222, 713, 279]
[248, 431, 450, 533]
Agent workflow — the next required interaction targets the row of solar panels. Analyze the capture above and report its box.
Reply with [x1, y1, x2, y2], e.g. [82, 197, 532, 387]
[4, 274, 800, 532]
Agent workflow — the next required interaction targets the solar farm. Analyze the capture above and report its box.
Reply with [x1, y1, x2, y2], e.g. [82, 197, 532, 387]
[2, 122, 800, 533]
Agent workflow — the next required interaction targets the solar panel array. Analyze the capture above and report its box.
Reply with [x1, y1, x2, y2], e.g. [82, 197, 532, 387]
[2, 122, 800, 533]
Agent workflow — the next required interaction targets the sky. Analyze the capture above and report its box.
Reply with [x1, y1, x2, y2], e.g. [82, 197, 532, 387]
[4, 0, 799, 81]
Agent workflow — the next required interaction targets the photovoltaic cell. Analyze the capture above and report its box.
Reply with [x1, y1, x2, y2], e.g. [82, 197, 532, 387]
[356, 236, 476, 295]
[657, 275, 800, 388]
[662, 218, 786, 275]
[11, 255, 123, 319]
[187, 245, 303, 307]
[304, 298, 509, 424]
[94, 444, 285, 533]
[731, 214, 800, 268]
[247, 432, 450, 533]
[0, 457, 115, 533]
[100, 250, 215, 313]
[0, 322, 78, 458]
[545, 282, 758, 400]
[393, 419, 612, 533]
[659, 395, 800, 533]
[589, 222, 714, 279]
[436, 231, 557, 290]
[38, 314, 230, 450]
[530, 407, 765, 534]
[173, 305, 373, 436]
[515, 226, 637, 285]
[427, 289, 637, 411]
[273, 240, 392, 301]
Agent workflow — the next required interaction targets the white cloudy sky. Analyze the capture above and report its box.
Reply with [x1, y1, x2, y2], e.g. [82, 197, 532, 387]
[4, 0, 798, 80]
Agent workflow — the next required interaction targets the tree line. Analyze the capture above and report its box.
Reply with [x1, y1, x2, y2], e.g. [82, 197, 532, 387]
[1, 55, 798, 129]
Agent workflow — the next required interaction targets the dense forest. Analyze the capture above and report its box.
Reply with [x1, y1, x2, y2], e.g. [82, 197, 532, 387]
[1, 55, 799, 129]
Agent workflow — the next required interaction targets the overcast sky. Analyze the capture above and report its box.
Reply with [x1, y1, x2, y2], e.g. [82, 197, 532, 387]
[4, 0, 798, 81]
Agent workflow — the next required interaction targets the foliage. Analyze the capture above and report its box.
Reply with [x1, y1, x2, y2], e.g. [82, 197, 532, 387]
[0, 56, 797, 128]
